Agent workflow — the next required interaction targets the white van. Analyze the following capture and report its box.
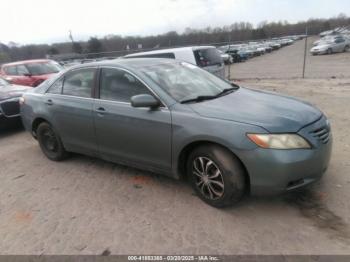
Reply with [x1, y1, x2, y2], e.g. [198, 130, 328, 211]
[124, 46, 225, 79]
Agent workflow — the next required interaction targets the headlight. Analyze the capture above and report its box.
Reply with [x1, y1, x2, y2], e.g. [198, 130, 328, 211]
[247, 134, 311, 149]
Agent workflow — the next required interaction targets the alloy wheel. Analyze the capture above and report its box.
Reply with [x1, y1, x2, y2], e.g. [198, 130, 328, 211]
[192, 156, 225, 200]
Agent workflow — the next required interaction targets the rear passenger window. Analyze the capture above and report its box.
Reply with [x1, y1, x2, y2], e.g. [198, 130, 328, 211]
[63, 69, 95, 98]
[47, 77, 64, 94]
[100, 68, 153, 102]
[4, 66, 17, 75]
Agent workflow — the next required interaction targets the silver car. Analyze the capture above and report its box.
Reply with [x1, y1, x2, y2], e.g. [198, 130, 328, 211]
[20, 59, 332, 207]
[310, 36, 350, 55]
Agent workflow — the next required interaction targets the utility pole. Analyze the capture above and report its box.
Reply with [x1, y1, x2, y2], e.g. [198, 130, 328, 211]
[302, 26, 308, 78]
[69, 30, 75, 44]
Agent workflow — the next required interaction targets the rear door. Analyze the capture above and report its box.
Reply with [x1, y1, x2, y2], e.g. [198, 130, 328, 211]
[93, 67, 172, 172]
[43, 68, 98, 155]
[193, 48, 225, 79]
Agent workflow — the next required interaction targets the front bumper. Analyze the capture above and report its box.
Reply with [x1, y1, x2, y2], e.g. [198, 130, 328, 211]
[310, 49, 327, 55]
[239, 116, 332, 196]
[0, 98, 21, 118]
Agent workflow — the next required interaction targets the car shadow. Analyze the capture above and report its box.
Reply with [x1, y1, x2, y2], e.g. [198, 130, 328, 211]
[224, 185, 350, 241]
[0, 121, 25, 139]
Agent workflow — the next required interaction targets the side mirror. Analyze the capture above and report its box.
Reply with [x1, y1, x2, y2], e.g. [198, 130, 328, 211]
[131, 94, 160, 108]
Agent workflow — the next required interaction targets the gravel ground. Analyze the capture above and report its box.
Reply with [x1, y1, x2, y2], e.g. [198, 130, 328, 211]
[0, 48, 350, 255]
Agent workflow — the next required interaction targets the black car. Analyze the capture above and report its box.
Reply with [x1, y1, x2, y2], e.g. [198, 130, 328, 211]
[0, 77, 29, 129]
[226, 49, 248, 63]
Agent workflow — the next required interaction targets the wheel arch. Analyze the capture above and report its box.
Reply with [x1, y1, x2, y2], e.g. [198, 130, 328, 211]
[32, 117, 51, 137]
[177, 140, 251, 192]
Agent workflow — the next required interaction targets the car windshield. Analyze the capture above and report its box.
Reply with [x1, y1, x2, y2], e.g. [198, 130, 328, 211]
[26, 61, 62, 75]
[0, 78, 9, 87]
[141, 62, 236, 102]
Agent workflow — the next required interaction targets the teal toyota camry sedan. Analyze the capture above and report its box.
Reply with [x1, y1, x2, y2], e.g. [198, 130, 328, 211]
[20, 58, 332, 207]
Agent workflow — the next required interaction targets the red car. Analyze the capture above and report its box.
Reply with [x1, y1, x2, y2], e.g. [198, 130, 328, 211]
[0, 59, 63, 87]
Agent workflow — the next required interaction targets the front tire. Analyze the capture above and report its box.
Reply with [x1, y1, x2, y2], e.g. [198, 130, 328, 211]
[37, 122, 68, 161]
[327, 48, 333, 55]
[344, 45, 349, 52]
[187, 145, 246, 208]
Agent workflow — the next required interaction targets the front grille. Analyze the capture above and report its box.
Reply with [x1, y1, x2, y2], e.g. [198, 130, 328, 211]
[0, 100, 20, 117]
[311, 126, 330, 144]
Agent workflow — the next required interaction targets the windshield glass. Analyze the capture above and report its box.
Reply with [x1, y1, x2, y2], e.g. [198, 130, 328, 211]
[194, 48, 222, 67]
[26, 61, 62, 75]
[0, 78, 9, 87]
[141, 62, 235, 102]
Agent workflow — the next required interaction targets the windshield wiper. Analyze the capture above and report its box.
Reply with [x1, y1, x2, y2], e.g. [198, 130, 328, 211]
[180, 84, 239, 104]
[180, 95, 218, 104]
[215, 86, 238, 97]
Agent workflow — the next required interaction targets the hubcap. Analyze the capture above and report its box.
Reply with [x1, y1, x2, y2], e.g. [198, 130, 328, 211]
[192, 157, 225, 200]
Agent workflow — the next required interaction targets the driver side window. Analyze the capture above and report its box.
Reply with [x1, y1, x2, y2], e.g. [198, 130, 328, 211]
[99, 68, 153, 103]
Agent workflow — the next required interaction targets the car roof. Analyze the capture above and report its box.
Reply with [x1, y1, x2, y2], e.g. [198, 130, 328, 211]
[2, 59, 53, 67]
[67, 58, 178, 71]
[125, 46, 215, 57]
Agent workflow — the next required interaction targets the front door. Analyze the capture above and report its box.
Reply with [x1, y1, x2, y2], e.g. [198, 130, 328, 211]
[93, 67, 172, 172]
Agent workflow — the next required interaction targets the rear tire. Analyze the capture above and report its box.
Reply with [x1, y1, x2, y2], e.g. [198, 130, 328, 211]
[187, 145, 246, 208]
[344, 45, 349, 52]
[37, 122, 68, 161]
[327, 48, 333, 55]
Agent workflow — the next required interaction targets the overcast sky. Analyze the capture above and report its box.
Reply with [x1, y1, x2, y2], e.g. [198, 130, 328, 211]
[1, 0, 349, 44]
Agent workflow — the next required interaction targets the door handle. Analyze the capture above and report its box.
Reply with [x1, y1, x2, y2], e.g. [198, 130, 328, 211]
[96, 107, 106, 112]
[45, 99, 53, 105]
[95, 107, 107, 116]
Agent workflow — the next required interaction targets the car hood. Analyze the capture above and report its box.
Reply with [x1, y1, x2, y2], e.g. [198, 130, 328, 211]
[188, 87, 322, 133]
[311, 43, 331, 50]
[0, 84, 30, 100]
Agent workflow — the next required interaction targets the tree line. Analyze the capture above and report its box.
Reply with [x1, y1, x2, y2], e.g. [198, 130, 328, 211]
[0, 13, 349, 63]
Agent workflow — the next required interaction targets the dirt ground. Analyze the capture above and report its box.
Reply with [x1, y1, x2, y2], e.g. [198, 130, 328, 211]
[0, 45, 350, 255]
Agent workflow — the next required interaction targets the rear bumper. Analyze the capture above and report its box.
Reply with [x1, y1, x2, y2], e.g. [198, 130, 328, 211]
[238, 116, 332, 196]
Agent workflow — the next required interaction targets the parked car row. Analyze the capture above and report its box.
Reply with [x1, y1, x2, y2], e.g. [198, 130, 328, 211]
[218, 35, 304, 64]
[319, 26, 350, 37]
